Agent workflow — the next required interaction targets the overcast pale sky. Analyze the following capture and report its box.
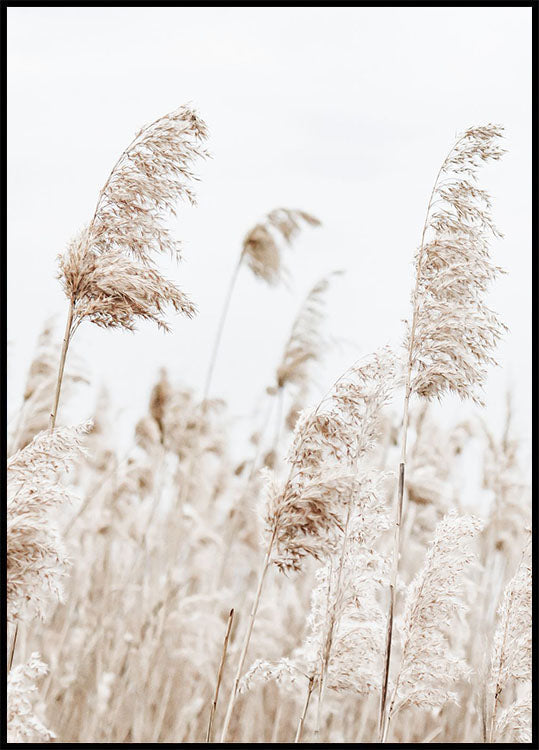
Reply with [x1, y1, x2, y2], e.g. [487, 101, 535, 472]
[7, 7, 532, 463]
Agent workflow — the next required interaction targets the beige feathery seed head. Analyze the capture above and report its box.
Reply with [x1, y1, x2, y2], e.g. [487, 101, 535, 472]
[9, 322, 88, 453]
[481, 418, 530, 555]
[264, 469, 363, 572]
[288, 347, 397, 473]
[408, 124, 506, 405]
[241, 208, 321, 285]
[299, 538, 388, 696]
[7, 653, 54, 743]
[264, 348, 396, 572]
[492, 685, 532, 744]
[284, 390, 307, 432]
[274, 272, 341, 392]
[145, 371, 225, 461]
[58, 105, 208, 332]
[301, 489, 390, 690]
[239, 658, 303, 695]
[21, 320, 59, 404]
[59, 235, 196, 333]
[406, 409, 471, 511]
[391, 511, 483, 715]
[241, 481, 390, 698]
[135, 414, 163, 453]
[85, 104, 208, 264]
[7, 422, 91, 622]
[488, 535, 531, 742]
[149, 368, 173, 441]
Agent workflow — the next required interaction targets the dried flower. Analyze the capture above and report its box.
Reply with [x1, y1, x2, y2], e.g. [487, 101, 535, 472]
[387, 512, 482, 723]
[481, 410, 531, 556]
[239, 658, 302, 694]
[408, 124, 506, 404]
[488, 536, 531, 741]
[84, 105, 208, 264]
[265, 348, 396, 572]
[380, 125, 506, 740]
[9, 322, 88, 453]
[58, 105, 208, 332]
[7, 653, 54, 742]
[300, 533, 388, 697]
[241, 477, 390, 738]
[59, 242, 196, 332]
[7, 423, 90, 622]
[272, 272, 340, 392]
[241, 208, 320, 285]
[492, 685, 531, 743]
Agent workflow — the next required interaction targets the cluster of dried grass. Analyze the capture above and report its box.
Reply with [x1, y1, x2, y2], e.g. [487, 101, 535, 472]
[6, 110, 531, 744]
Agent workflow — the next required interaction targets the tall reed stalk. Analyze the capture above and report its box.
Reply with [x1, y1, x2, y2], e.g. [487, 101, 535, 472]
[49, 299, 75, 431]
[219, 526, 278, 741]
[219, 380, 338, 740]
[379, 125, 506, 740]
[206, 608, 234, 742]
[203, 209, 319, 401]
[295, 676, 315, 742]
[51, 105, 208, 432]
[203, 258, 242, 401]
[314, 505, 352, 737]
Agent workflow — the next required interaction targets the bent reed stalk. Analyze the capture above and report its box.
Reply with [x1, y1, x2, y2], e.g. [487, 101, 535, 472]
[206, 608, 234, 742]
[49, 300, 75, 431]
[379, 125, 506, 741]
[203, 258, 242, 401]
[51, 105, 208, 430]
[219, 526, 278, 742]
[378, 135, 465, 741]
[204, 209, 320, 401]
[295, 676, 315, 742]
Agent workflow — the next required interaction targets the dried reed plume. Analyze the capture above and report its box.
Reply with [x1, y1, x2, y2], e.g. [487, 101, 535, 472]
[220, 348, 395, 741]
[380, 125, 506, 740]
[272, 274, 336, 390]
[7, 653, 54, 742]
[267, 272, 340, 441]
[241, 479, 389, 742]
[487, 535, 531, 742]
[269, 347, 395, 572]
[133, 369, 226, 521]
[52, 105, 208, 428]
[7, 423, 91, 623]
[203, 208, 320, 400]
[143, 368, 224, 460]
[238, 272, 339, 482]
[9, 321, 88, 454]
[382, 511, 482, 741]
[241, 208, 321, 286]
[59, 238, 196, 332]
[304, 481, 389, 738]
[481, 396, 531, 559]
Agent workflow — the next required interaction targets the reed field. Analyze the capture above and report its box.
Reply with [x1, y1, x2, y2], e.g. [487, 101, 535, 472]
[5, 105, 531, 745]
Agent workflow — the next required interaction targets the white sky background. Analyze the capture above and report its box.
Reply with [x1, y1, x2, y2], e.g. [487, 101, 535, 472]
[7, 7, 532, 469]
